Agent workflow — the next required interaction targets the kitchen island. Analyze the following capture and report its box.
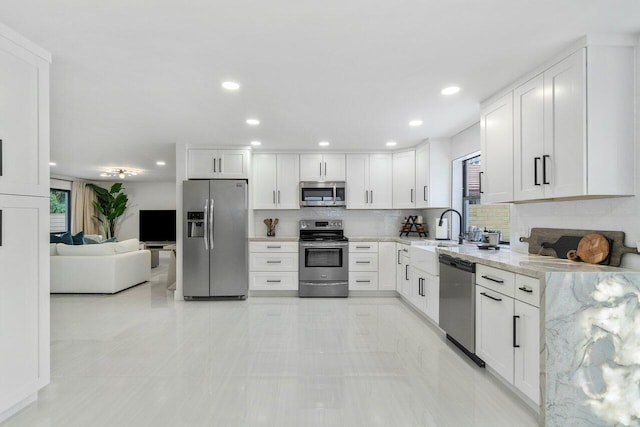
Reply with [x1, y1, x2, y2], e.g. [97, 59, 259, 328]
[438, 246, 640, 427]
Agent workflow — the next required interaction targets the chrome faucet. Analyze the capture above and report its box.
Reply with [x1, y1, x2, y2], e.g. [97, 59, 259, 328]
[439, 209, 464, 244]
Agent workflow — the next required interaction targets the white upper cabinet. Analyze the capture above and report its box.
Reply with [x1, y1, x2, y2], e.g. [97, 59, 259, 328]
[346, 153, 392, 209]
[252, 154, 299, 209]
[415, 140, 450, 208]
[496, 44, 635, 203]
[188, 149, 250, 179]
[480, 93, 514, 204]
[513, 74, 545, 201]
[0, 35, 50, 198]
[299, 154, 345, 181]
[392, 150, 416, 208]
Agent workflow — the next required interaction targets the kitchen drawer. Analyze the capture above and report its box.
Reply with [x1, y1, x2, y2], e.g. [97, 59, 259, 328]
[250, 272, 298, 290]
[349, 253, 378, 271]
[349, 272, 379, 291]
[250, 241, 298, 253]
[476, 264, 515, 298]
[250, 253, 298, 271]
[515, 274, 540, 308]
[349, 242, 378, 253]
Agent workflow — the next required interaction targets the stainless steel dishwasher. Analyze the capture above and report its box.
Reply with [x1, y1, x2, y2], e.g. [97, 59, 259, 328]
[438, 254, 485, 367]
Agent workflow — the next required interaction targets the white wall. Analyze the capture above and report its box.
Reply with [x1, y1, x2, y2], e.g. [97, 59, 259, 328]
[450, 123, 480, 161]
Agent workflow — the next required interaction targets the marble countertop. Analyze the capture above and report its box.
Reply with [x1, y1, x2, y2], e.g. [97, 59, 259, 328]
[438, 246, 630, 279]
[249, 237, 299, 242]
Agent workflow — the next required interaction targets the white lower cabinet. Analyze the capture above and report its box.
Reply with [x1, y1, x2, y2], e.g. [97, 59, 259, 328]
[377, 242, 397, 291]
[396, 244, 411, 297]
[349, 271, 378, 291]
[0, 195, 49, 415]
[475, 267, 540, 405]
[349, 242, 378, 291]
[249, 242, 298, 291]
[408, 266, 439, 324]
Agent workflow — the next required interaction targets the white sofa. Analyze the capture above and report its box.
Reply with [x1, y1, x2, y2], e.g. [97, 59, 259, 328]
[50, 238, 151, 294]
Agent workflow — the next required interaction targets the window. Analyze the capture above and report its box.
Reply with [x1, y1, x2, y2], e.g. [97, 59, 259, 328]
[50, 189, 71, 234]
[461, 156, 510, 243]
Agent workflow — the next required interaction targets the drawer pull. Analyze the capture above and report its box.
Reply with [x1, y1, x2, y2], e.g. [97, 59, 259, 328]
[355, 245, 371, 249]
[518, 286, 533, 294]
[481, 292, 502, 302]
[356, 280, 371, 283]
[356, 261, 371, 264]
[266, 260, 282, 264]
[266, 245, 281, 249]
[481, 275, 504, 284]
[266, 280, 282, 283]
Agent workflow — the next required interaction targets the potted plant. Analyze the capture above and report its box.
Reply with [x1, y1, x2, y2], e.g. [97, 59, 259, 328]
[88, 183, 129, 239]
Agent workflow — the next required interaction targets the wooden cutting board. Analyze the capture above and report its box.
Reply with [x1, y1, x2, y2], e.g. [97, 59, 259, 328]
[540, 236, 583, 259]
[520, 227, 637, 267]
[567, 233, 611, 264]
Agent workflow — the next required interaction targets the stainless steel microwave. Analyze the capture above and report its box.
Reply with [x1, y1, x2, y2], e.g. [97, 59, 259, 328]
[300, 181, 346, 207]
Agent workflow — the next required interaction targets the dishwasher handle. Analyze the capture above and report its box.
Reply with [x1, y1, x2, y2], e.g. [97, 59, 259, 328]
[439, 254, 475, 273]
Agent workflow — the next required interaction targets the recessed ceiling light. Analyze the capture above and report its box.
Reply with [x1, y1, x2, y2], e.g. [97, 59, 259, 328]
[49, 162, 57, 166]
[386, 141, 397, 147]
[246, 118, 260, 126]
[409, 120, 423, 127]
[156, 161, 166, 166]
[250, 141, 262, 146]
[221, 81, 240, 90]
[100, 173, 108, 177]
[318, 141, 330, 147]
[441, 86, 460, 95]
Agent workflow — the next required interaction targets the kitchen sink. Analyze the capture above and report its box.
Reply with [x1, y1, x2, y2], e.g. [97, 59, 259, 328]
[411, 240, 459, 248]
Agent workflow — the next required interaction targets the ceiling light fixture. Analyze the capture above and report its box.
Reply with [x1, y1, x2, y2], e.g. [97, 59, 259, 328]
[49, 162, 57, 166]
[221, 81, 240, 90]
[386, 141, 397, 147]
[101, 168, 142, 179]
[246, 118, 260, 126]
[409, 120, 423, 127]
[156, 161, 166, 166]
[250, 141, 262, 146]
[441, 86, 461, 95]
[318, 141, 330, 147]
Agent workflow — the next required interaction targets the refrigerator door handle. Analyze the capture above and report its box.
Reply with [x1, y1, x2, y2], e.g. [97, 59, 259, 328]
[209, 198, 215, 249]
[203, 199, 209, 250]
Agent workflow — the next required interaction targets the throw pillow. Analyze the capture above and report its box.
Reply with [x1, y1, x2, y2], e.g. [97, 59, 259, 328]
[83, 236, 101, 244]
[50, 232, 73, 245]
[72, 231, 85, 245]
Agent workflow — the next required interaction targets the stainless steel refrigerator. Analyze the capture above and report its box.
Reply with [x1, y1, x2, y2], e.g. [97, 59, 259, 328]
[183, 180, 248, 298]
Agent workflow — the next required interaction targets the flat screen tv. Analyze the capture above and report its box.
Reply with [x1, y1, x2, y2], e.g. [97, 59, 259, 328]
[139, 210, 176, 242]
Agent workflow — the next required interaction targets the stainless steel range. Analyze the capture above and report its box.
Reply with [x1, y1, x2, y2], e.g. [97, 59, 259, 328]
[299, 220, 348, 297]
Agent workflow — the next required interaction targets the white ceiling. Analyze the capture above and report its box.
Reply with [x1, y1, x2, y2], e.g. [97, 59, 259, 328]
[0, 0, 639, 182]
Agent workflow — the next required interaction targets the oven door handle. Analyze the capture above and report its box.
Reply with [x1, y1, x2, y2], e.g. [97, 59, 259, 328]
[300, 242, 348, 248]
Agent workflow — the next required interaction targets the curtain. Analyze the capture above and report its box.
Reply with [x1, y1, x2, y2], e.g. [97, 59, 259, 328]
[71, 181, 100, 235]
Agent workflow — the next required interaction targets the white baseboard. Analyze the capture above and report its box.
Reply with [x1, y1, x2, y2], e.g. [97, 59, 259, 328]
[0, 392, 37, 424]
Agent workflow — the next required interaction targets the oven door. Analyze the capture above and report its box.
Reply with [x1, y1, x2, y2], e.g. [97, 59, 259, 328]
[299, 241, 348, 281]
[300, 182, 346, 207]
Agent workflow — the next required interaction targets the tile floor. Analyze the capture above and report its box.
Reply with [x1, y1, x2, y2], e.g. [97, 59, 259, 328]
[4, 257, 539, 426]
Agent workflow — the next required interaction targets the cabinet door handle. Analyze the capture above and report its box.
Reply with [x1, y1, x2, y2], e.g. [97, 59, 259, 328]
[218, 158, 222, 173]
[319, 162, 322, 177]
[370, 190, 373, 204]
[365, 190, 368, 204]
[266, 245, 281, 249]
[213, 156, 216, 173]
[542, 155, 550, 184]
[0, 139, 3, 176]
[397, 249, 401, 265]
[481, 275, 504, 284]
[405, 264, 409, 280]
[513, 315, 520, 348]
[356, 280, 371, 283]
[0, 209, 3, 246]
[479, 172, 483, 194]
[420, 278, 425, 296]
[534, 157, 541, 186]
[266, 280, 282, 283]
[423, 186, 427, 201]
[410, 189, 414, 203]
[324, 162, 327, 177]
[518, 286, 533, 294]
[266, 260, 282, 264]
[277, 190, 280, 204]
[273, 190, 276, 204]
[480, 292, 502, 302]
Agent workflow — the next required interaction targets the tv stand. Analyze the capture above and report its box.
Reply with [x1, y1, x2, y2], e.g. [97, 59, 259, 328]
[142, 241, 176, 268]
